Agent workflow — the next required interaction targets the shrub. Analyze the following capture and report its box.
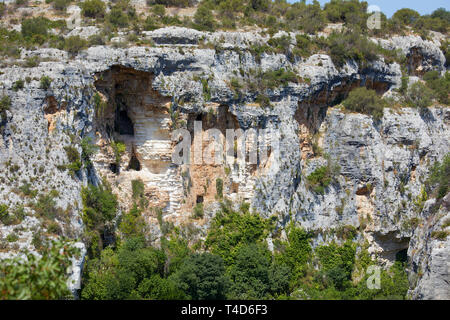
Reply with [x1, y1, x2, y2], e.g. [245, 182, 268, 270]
[81, 182, 118, 233]
[108, 6, 129, 28]
[81, 0, 106, 18]
[431, 230, 449, 241]
[0, 95, 11, 118]
[0, 204, 14, 225]
[40, 76, 52, 90]
[275, 224, 312, 280]
[193, 5, 215, 31]
[192, 203, 204, 219]
[24, 56, 40, 68]
[21, 17, 49, 43]
[51, 0, 71, 11]
[296, 1, 326, 34]
[152, 4, 166, 18]
[33, 191, 64, 220]
[19, 183, 38, 198]
[0, 241, 78, 299]
[81, 136, 98, 162]
[119, 205, 147, 239]
[131, 179, 145, 200]
[322, 31, 379, 68]
[260, 68, 298, 89]
[111, 141, 126, 164]
[64, 145, 82, 175]
[392, 8, 421, 25]
[12, 79, 24, 92]
[216, 178, 223, 199]
[306, 166, 332, 194]
[406, 81, 435, 109]
[342, 87, 386, 120]
[427, 153, 449, 199]
[64, 36, 87, 55]
[423, 71, 450, 105]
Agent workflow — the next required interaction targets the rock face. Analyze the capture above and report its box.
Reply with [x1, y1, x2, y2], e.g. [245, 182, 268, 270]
[0, 27, 448, 299]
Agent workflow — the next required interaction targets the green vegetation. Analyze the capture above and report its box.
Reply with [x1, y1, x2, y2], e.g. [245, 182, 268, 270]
[0, 240, 79, 299]
[64, 145, 82, 176]
[111, 141, 126, 165]
[423, 71, 450, 105]
[81, 136, 98, 164]
[64, 36, 87, 55]
[216, 178, 223, 199]
[306, 158, 340, 195]
[77, 196, 411, 300]
[39, 76, 52, 90]
[0, 95, 11, 120]
[192, 202, 204, 219]
[48, 0, 72, 12]
[12, 79, 24, 92]
[173, 253, 229, 299]
[0, 204, 21, 226]
[427, 153, 449, 199]
[81, 181, 118, 258]
[21, 17, 49, 44]
[342, 87, 387, 120]
[80, 0, 106, 19]
[405, 81, 436, 109]
[193, 4, 216, 31]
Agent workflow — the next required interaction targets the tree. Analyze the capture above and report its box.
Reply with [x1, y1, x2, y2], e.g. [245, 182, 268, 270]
[152, 4, 166, 18]
[193, 5, 216, 31]
[393, 8, 421, 25]
[205, 201, 270, 265]
[228, 243, 271, 299]
[173, 253, 229, 300]
[276, 224, 312, 281]
[0, 241, 79, 300]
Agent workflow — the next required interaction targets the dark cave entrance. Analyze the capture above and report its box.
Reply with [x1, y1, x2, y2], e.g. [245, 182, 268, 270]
[128, 152, 141, 171]
[115, 109, 134, 136]
[109, 163, 119, 174]
[395, 249, 408, 263]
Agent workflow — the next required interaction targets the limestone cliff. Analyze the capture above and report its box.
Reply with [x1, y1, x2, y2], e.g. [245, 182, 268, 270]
[0, 27, 448, 299]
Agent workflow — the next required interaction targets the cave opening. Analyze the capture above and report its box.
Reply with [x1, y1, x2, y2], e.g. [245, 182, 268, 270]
[109, 163, 118, 174]
[115, 109, 134, 136]
[395, 249, 408, 263]
[128, 152, 141, 171]
[196, 195, 204, 204]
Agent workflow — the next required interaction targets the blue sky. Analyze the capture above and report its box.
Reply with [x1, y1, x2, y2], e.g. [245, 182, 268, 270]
[300, 0, 449, 18]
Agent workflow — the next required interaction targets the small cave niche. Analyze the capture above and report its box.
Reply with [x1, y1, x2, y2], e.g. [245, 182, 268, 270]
[395, 249, 408, 264]
[115, 109, 134, 136]
[231, 182, 239, 194]
[127, 152, 141, 171]
[196, 195, 204, 204]
[109, 163, 119, 174]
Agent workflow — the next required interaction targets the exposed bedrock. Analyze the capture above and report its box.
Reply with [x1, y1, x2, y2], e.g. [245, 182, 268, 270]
[0, 29, 448, 298]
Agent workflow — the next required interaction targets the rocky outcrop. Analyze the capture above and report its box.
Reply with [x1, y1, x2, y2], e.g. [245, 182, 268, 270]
[0, 27, 448, 299]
